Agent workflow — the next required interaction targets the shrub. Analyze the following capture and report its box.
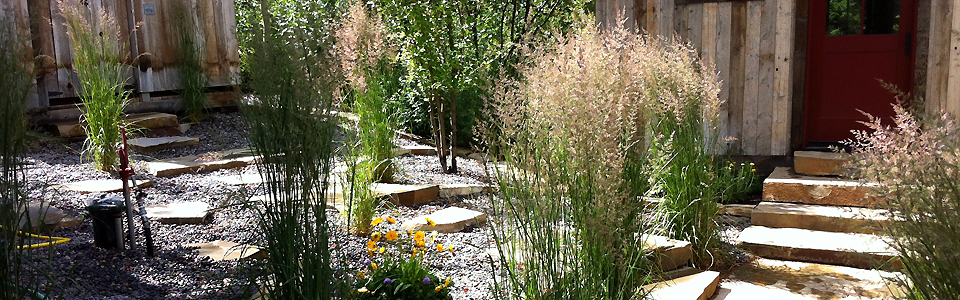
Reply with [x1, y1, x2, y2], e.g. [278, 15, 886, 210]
[170, 0, 207, 122]
[61, 1, 131, 172]
[240, 0, 345, 297]
[845, 103, 960, 300]
[354, 218, 454, 300]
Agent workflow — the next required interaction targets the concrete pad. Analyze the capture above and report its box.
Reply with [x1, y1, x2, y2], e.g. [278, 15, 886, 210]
[793, 151, 851, 176]
[128, 136, 200, 152]
[402, 207, 487, 233]
[752, 202, 891, 234]
[371, 183, 440, 206]
[56, 179, 153, 193]
[644, 235, 693, 271]
[187, 240, 266, 261]
[712, 258, 905, 300]
[720, 204, 755, 217]
[737, 226, 899, 270]
[145, 202, 211, 224]
[763, 167, 883, 208]
[438, 184, 491, 198]
[643, 270, 720, 300]
[400, 145, 436, 156]
[148, 148, 257, 177]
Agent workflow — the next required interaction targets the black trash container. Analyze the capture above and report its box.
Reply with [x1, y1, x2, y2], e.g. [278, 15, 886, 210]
[87, 196, 126, 250]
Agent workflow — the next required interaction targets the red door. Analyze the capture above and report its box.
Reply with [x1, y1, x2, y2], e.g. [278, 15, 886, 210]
[804, 0, 918, 146]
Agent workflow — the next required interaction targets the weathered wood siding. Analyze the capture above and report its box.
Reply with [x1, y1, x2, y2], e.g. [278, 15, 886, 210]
[1, 0, 41, 109]
[598, 0, 797, 155]
[26, 0, 238, 103]
[921, 0, 960, 119]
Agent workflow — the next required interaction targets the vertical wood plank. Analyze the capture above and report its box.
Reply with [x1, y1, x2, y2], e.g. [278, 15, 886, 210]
[701, 3, 716, 66]
[772, 0, 795, 154]
[218, 0, 239, 85]
[728, 1, 746, 154]
[51, 0, 78, 98]
[926, 0, 950, 116]
[673, 1, 686, 41]
[28, 0, 57, 106]
[646, 0, 658, 36]
[687, 3, 702, 55]
[743, 1, 761, 155]
[659, 0, 673, 37]
[715, 2, 732, 151]
[200, 0, 221, 80]
[947, 0, 960, 117]
[757, 0, 776, 155]
[790, 0, 808, 150]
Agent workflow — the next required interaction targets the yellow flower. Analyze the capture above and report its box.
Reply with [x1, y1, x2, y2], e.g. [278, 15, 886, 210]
[379, 247, 385, 253]
[425, 217, 436, 227]
[385, 231, 398, 241]
[414, 231, 425, 242]
[436, 244, 444, 251]
[448, 246, 455, 255]
[386, 217, 397, 224]
[443, 278, 451, 288]
[751, 169, 756, 172]
[371, 217, 384, 227]
[357, 272, 365, 279]
[435, 285, 443, 292]
[371, 262, 378, 270]
[367, 240, 377, 251]
[371, 232, 382, 242]
[358, 287, 369, 293]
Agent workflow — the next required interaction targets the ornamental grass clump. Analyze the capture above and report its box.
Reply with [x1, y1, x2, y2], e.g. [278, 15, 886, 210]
[61, 1, 131, 172]
[845, 102, 960, 300]
[0, 19, 45, 299]
[354, 216, 454, 299]
[240, 0, 345, 297]
[170, 0, 207, 122]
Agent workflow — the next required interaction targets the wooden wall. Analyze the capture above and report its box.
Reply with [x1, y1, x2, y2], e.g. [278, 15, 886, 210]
[921, 0, 960, 119]
[1, 0, 41, 109]
[598, 0, 797, 155]
[23, 0, 238, 109]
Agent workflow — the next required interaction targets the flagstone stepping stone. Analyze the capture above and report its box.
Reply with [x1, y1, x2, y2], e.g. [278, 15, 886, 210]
[400, 145, 436, 156]
[737, 225, 899, 270]
[145, 202, 211, 224]
[56, 179, 153, 193]
[642, 270, 720, 300]
[402, 207, 487, 233]
[793, 151, 851, 176]
[127, 112, 180, 130]
[438, 184, 491, 198]
[215, 173, 270, 185]
[128, 136, 200, 152]
[148, 148, 258, 177]
[752, 201, 891, 234]
[644, 234, 693, 271]
[763, 167, 883, 208]
[720, 203, 756, 217]
[713, 258, 904, 300]
[371, 183, 439, 206]
[248, 194, 340, 211]
[19, 202, 67, 233]
[186, 240, 266, 261]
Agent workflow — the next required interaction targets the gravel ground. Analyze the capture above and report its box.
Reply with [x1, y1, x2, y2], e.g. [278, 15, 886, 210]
[20, 112, 498, 299]
[18, 111, 753, 299]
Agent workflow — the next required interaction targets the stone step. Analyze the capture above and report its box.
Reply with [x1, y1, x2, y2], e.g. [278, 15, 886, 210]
[793, 151, 851, 176]
[186, 240, 266, 261]
[644, 235, 693, 271]
[720, 203, 756, 217]
[51, 112, 180, 137]
[128, 136, 200, 152]
[399, 145, 436, 156]
[371, 183, 439, 206]
[438, 184, 491, 198]
[642, 270, 720, 300]
[752, 202, 891, 234]
[763, 167, 883, 208]
[713, 258, 904, 300]
[737, 226, 899, 270]
[145, 202, 211, 224]
[148, 148, 257, 177]
[402, 207, 487, 233]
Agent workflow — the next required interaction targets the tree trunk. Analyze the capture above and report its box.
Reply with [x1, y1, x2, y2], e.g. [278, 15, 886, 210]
[432, 93, 448, 172]
[447, 87, 458, 174]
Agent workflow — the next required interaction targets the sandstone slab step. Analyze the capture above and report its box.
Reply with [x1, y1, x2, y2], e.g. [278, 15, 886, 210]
[18, 202, 68, 233]
[712, 258, 904, 300]
[145, 202, 211, 224]
[793, 151, 851, 176]
[763, 167, 883, 208]
[187, 240, 266, 261]
[148, 148, 257, 177]
[752, 202, 891, 234]
[128, 136, 200, 152]
[737, 226, 899, 270]
[56, 179, 153, 193]
[371, 183, 439, 206]
[644, 235, 693, 271]
[402, 207, 487, 233]
[399, 145, 436, 156]
[720, 204, 755, 217]
[50, 113, 180, 137]
[642, 270, 720, 300]
[438, 184, 491, 198]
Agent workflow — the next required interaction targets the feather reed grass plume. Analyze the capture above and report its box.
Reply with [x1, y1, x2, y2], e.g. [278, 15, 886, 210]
[60, 1, 131, 172]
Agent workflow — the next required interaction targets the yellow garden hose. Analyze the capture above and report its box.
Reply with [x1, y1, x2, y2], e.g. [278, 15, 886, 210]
[0, 226, 71, 250]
